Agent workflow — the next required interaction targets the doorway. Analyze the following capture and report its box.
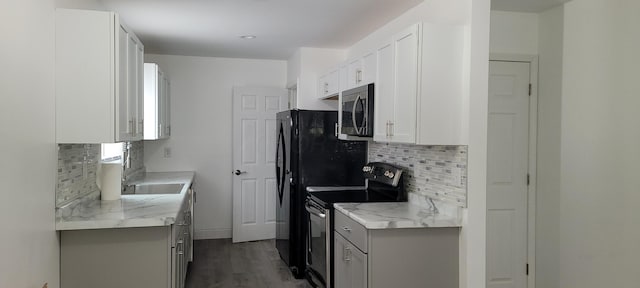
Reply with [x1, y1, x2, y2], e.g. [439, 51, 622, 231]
[487, 57, 538, 288]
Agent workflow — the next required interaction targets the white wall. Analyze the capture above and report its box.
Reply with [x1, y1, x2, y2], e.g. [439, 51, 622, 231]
[536, 5, 564, 288]
[143, 54, 287, 239]
[55, 0, 105, 10]
[287, 49, 301, 88]
[0, 1, 58, 287]
[287, 47, 345, 110]
[489, 11, 539, 55]
[464, 0, 490, 287]
[558, 0, 640, 286]
[347, 0, 470, 59]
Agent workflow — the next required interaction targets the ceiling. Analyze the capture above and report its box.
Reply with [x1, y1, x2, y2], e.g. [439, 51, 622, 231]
[99, 0, 423, 60]
[491, 0, 572, 13]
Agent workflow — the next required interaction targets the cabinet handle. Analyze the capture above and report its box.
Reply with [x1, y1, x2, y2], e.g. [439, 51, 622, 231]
[344, 246, 352, 261]
[324, 82, 329, 94]
[385, 121, 390, 138]
[342, 226, 351, 232]
[334, 122, 339, 137]
[390, 121, 394, 137]
[356, 70, 362, 84]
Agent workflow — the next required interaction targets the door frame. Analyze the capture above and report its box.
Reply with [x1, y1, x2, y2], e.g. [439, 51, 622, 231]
[489, 54, 538, 288]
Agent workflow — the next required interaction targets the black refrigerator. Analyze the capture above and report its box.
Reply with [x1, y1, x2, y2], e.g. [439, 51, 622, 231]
[275, 110, 367, 278]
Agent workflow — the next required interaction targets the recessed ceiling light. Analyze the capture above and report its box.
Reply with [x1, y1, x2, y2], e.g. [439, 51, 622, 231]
[240, 35, 257, 39]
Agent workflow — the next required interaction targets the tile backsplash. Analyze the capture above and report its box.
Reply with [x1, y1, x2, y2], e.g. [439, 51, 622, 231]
[368, 142, 468, 208]
[124, 141, 145, 178]
[56, 144, 101, 207]
[56, 141, 145, 207]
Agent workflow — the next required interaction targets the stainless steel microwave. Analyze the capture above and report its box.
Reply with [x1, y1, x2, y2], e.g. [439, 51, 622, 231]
[341, 83, 374, 137]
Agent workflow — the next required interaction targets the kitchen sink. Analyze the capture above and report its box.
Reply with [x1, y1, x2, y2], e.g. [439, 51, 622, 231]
[132, 183, 185, 195]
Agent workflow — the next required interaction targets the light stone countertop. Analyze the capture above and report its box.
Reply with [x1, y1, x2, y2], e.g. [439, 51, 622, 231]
[334, 202, 462, 229]
[56, 171, 195, 231]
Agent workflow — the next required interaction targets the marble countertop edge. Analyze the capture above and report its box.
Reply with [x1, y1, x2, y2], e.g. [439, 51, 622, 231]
[56, 171, 195, 231]
[334, 202, 462, 230]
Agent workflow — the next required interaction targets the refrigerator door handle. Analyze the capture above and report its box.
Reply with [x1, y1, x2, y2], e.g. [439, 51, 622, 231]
[276, 124, 287, 203]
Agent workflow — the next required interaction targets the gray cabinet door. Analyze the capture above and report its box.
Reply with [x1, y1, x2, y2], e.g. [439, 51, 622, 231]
[334, 233, 367, 288]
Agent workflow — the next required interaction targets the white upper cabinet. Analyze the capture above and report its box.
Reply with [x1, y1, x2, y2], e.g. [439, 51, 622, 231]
[144, 63, 171, 140]
[417, 23, 468, 145]
[373, 22, 467, 145]
[374, 23, 420, 143]
[373, 42, 395, 141]
[164, 79, 171, 137]
[317, 68, 339, 99]
[346, 52, 376, 90]
[56, 9, 144, 143]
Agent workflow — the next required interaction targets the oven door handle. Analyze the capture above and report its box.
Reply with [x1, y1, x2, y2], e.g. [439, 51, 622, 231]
[305, 201, 326, 219]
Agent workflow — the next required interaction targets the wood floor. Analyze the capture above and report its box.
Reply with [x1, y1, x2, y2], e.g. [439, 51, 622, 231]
[185, 239, 311, 288]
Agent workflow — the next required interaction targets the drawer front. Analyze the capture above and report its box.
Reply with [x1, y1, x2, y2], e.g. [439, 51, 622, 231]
[334, 210, 368, 252]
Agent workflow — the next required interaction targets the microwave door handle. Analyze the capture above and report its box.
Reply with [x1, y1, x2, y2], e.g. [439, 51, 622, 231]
[351, 93, 361, 135]
[359, 97, 367, 133]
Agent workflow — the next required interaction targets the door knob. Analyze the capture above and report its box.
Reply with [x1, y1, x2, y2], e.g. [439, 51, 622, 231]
[234, 170, 246, 175]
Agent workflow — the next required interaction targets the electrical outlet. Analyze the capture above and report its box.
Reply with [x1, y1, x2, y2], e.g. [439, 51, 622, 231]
[164, 147, 172, 158]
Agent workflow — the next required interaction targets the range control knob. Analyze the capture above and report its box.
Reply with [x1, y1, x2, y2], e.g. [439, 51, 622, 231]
[388, 172, 395, 178]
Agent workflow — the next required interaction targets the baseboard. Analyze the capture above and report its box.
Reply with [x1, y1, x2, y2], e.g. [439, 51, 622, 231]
[195, 228, 232, 240]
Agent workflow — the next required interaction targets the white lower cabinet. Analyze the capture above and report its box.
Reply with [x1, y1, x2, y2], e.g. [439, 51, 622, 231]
[333, 210, 459, 288]
[61, 189, 194, 288]
[334, 233, 368, 288]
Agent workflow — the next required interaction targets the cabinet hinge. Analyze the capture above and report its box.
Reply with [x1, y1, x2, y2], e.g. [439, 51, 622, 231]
[528, 84, 532, 96]
[526, 263, 529, 275]
[527, 174, 530, 186]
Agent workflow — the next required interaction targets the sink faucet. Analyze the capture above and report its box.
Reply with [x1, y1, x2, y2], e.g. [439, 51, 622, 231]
[123, 142, 132, 169]
[121, 142, 132, 193]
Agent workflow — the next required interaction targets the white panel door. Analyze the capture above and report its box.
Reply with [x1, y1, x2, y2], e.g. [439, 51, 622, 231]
[232, 87, 287, 243]
[487, 61, 530, 288]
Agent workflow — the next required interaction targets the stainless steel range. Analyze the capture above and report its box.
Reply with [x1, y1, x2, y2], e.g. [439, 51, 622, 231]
[304, 162, 406, 288]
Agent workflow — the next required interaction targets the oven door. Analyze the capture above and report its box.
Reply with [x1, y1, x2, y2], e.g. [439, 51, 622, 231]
[305, 199, 330, 288]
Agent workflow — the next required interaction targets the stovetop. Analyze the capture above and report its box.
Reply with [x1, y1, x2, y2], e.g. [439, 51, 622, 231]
[307, 162, 407, 209]
[308, 189, 405, 209]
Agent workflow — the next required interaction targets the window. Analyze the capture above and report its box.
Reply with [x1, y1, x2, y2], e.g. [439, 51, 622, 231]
[101, 143, 123, 162]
